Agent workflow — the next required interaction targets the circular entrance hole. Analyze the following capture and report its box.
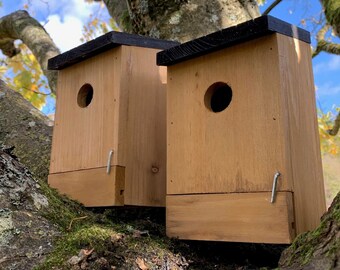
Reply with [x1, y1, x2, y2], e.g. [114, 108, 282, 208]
[77, 83, 93, 108]
[204, 82, 232, 113]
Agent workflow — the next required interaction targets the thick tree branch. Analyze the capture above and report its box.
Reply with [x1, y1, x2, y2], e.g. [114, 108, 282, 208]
[312, 24, 340, 57]
[0, 10, 60, 93]
[262, 0, 282, 15]
[322, 0, 340, 36]
[328, 111, 340, 136]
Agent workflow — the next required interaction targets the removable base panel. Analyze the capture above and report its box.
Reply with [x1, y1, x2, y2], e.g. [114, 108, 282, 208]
[48, 166, 125, 207]
[166, 192, 295, 244]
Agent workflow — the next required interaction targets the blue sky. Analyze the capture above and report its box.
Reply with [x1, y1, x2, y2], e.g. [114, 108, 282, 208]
[1, 0, 339, 116]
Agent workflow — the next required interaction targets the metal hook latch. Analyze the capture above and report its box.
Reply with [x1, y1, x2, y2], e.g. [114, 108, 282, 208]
[271, 172, 281, 203]
[106, 150, 114, 174]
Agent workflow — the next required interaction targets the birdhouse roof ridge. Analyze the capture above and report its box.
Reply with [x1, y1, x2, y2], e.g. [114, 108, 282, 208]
[156, 15, 310, 66]
[48, 31, 180, 70]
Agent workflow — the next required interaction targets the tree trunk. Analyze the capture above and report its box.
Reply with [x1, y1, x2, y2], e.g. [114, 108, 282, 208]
[279, 191, 340, 269]
[103, 0, 260, 42]
[0, 80, 52, 180]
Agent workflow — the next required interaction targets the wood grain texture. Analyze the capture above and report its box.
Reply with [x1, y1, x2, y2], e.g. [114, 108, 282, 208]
[50, 45, 166, 207]
[50, 48, 123, 174]
[120, 46, 166, 206]
[277, 34, 326, 233]
[167, 35, 292, 195]
[48, 166, 125, 207]
[166, 192, 295, 244]
[157, 15, 310, 66]
[49, 31, 179, 70]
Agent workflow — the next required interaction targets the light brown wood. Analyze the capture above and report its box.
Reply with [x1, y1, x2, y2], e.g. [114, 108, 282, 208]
[48, 166, 125, 207]
[50, 45, 166, 207]
[167, 192, 295, 244]
[167, 35, 292, 195]
[119, 46, 166, 206]
[165, 33, 326, 242]
[50, 48, 123, 173]
[277, 34, 326, 233]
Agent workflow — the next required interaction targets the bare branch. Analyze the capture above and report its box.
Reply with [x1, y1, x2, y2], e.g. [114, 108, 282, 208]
[262, 0, 282, 15]
[312, 24, 340, 57]
[328, 111, 340, 136]
[0, 10, 60, 93]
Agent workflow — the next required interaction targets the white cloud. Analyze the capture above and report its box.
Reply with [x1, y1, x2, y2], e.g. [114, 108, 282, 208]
[20, 0, 103, 52]
[316, 82, 340, 97]
[328, 56, 340, 70]
[314, 55, 340, 74]
[21, 0, 99, 20]
[44, 14, 84, 52]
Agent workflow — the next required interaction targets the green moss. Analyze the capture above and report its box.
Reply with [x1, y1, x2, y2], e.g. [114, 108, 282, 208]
[38, 180, 91, 230]
[283, 192, 340, 267]
[36, 225, 116, 270]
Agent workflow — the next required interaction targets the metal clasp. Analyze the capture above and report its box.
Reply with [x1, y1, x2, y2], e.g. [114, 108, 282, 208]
[106, 150, 113, 174]
[271, 172, 281, 203]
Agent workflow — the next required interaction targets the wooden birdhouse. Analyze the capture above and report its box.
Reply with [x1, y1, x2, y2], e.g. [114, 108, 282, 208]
[48, 32, 178, 207]
[157, 15, 326, 244]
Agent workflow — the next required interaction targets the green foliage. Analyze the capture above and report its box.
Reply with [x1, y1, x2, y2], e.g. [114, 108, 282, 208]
[318, 108, 340, 155]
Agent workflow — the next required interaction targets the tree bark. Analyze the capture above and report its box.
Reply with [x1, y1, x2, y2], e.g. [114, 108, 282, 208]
[103, 0, 260, 42]
[322, 0, 340, 36]
[0, 10, 60, 93]
[279, 192, 340, 269]
[0, 80, 52, 180]
[0, 149, 59, 270]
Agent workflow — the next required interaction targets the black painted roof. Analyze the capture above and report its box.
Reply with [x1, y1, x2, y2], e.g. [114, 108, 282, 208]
[157, 15, 310, 66]
[48, 31, 179, 70]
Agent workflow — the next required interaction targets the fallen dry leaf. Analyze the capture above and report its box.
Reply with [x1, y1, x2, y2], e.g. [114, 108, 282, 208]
[111, 232, 124, 242]
[136, 257, 149, 270]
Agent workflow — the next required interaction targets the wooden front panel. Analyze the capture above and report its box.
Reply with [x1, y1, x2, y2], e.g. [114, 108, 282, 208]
[167, 192, 295, 244]
[277, 34, 326, 233]
[50, 49, 123, 174]
[48, 166, 125, 207]
[120, 46, 167, 206]
[167, 35, 292, 195]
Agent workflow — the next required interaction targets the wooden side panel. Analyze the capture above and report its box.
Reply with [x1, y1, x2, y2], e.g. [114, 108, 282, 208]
[48, 166, 125, 207]
[167, 35, 292, 195]
[120, 46, 167, 206]
[167, 192, 295, 244]
[50, 48, 123, 173]
[277, 34, 326, 233]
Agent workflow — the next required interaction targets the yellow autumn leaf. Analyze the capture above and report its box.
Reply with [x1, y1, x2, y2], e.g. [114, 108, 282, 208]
[0, 65, 7, 75]
[10, 61, 24, 73]
[28, 53, 36, 62]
